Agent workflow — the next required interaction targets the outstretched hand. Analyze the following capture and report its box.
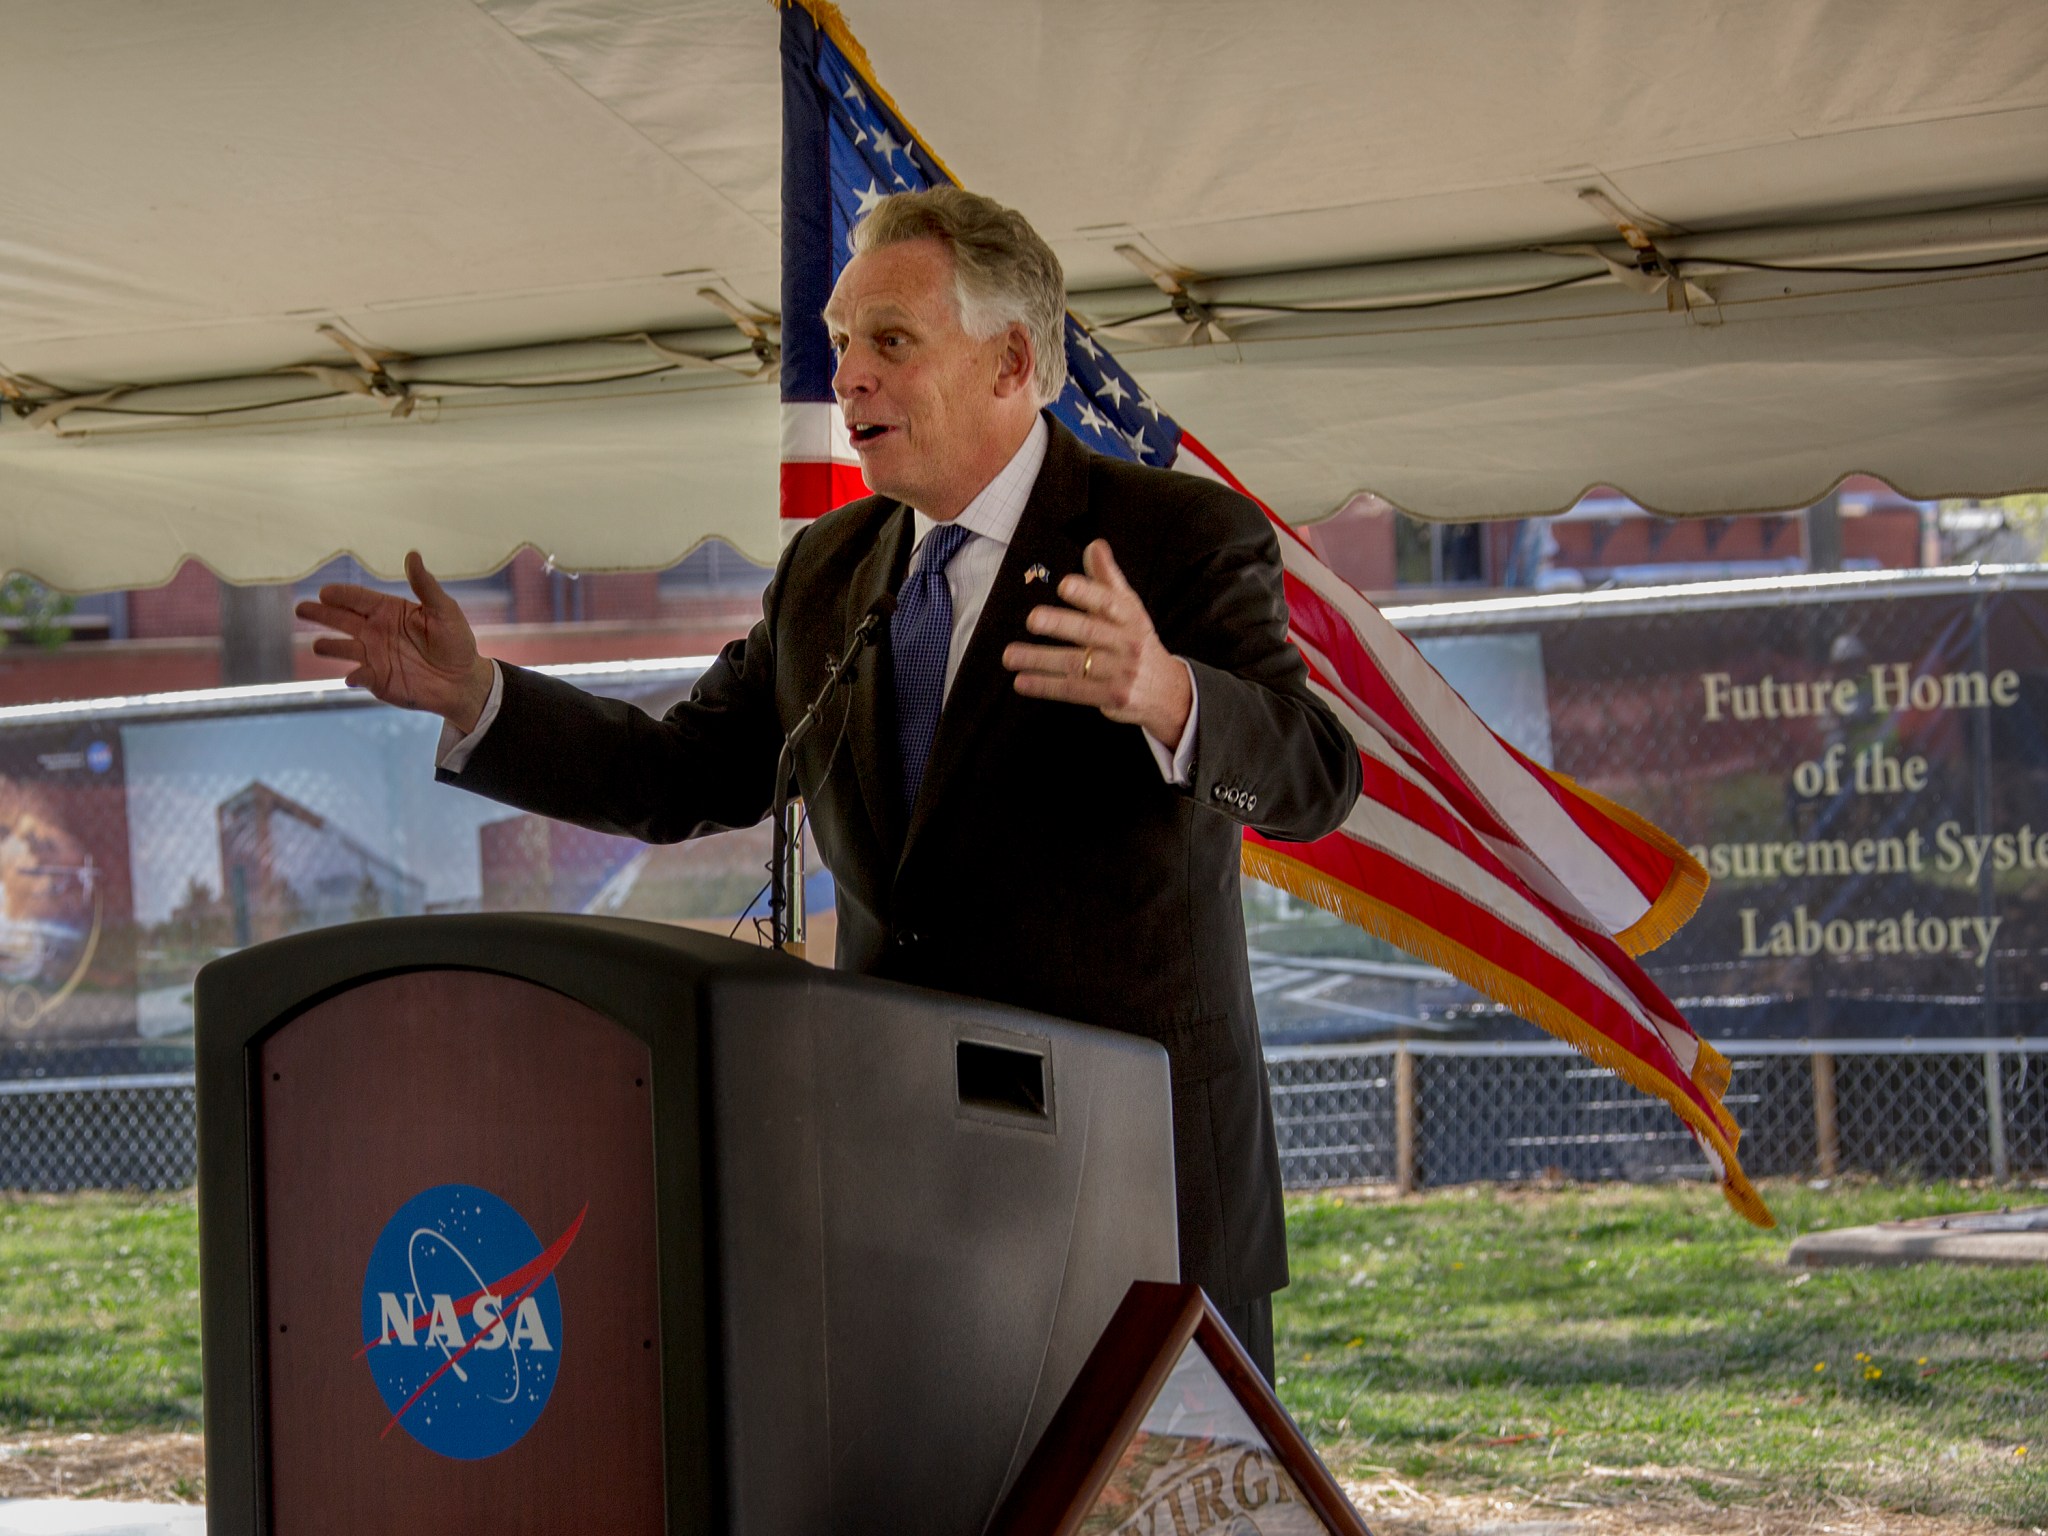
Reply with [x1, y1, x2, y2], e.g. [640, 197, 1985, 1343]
[295, 551, 493, 730]
[1002, 539, 1193, 746]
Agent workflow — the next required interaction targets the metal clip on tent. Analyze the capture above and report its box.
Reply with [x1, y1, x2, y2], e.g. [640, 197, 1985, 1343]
[308, 323, 420, 415]
[1567, 187, 1720, 319]
[1113, 244, 1232, 345]
[695, 288, 783, 373]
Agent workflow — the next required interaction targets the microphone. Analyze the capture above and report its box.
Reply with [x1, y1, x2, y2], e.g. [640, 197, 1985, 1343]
[832, 592, 896, 671]
[768, 594, 897, 950]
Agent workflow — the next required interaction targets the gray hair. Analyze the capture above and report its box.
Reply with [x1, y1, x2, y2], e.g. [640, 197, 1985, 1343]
[851, 188, 1068, 406]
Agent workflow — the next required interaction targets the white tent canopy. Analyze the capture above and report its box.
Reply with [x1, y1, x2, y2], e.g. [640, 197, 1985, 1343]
[4, 0, 2046, 590]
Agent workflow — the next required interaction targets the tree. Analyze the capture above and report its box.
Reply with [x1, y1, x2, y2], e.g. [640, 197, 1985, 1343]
[352, 870, 386, 921]
[166, 876, 230, 957]
[0, 575, 74, 649]
[1939, 494, 2048, 564]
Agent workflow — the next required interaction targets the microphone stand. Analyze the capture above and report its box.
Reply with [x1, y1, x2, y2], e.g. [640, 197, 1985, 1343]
[769, 596, 894, 954]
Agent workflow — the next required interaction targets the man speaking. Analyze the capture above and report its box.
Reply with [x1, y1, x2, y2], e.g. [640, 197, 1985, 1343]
[299, 188, 1361, 1379]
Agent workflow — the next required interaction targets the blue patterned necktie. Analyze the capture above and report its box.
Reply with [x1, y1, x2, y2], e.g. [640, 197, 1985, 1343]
[891, 521, 973, 813]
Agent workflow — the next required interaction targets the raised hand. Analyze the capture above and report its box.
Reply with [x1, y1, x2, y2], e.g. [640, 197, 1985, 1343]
[1002, 539, 1193, 746]
[295, 551, 493, 730]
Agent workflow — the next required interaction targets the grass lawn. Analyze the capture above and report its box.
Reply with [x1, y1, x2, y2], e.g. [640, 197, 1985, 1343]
[0, 1180, 2041, 1524]
[1277, 1179, 2048, 1526]
[0, 1193, 201, 1433]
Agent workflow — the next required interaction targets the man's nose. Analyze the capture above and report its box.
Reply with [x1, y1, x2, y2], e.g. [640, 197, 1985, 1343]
[831, 347, 873, 400]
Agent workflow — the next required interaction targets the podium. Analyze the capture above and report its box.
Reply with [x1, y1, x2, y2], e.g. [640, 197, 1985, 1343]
[195, 914, 1178, 1535]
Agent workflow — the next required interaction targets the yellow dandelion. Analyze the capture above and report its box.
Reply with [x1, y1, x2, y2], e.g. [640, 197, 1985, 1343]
[1814, 1362, 1827, 1373]
[1917, 1357, 1928, 1366]
[1864, 1366, 1881, 1380]
[1452, 1261, 1464, 1269]
[1854, 1351, 1869, 1362]
[2017, 1447, 2029, 1459]
[1346, 1337, 1364, 1349]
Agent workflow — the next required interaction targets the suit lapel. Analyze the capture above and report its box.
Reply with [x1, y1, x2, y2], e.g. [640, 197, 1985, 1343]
[839, 503, 913, 858]
[899, 423, 1093, 870]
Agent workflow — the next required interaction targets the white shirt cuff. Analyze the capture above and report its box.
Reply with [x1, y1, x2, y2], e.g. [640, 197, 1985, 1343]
[1143, 658, 1199, 786]
[435, 661, 504, 774]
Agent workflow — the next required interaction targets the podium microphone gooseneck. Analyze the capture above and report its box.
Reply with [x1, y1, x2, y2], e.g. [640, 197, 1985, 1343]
[769, 593, 896, 953]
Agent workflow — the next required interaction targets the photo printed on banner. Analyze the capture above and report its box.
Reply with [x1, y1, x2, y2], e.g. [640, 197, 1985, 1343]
[0, 723, 133, 1045]
[113, 672, 833, 1043]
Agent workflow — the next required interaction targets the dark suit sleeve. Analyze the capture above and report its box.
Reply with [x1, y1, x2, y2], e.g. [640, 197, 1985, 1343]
[1149, 486, 1362, 843]
[436, 540, 796, 844]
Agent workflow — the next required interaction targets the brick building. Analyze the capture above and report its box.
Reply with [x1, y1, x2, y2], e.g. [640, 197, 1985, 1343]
[216, 780, 426, 946]
[4, 481, 1944, 708]
[1, 543, 772, 708]
[1297, 475, 1935, 599]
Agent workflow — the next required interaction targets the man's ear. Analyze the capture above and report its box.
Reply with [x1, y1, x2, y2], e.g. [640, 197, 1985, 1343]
[992, 322, 1036, 399]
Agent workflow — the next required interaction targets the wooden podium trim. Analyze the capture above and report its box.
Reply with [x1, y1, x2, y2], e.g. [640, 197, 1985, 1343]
[987, 1281, 1372, 1536]
[255, 970, 664, 1530]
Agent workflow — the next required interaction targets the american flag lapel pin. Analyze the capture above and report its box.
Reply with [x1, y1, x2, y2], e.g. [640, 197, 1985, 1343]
[1024, 564, 1051, 585]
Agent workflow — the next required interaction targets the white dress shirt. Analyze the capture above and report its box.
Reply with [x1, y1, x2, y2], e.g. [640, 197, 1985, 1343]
[441, 415, 1197, 783]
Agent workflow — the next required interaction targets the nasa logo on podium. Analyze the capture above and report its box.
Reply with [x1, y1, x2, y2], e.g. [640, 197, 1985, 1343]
[356, 1183, 587, 1460]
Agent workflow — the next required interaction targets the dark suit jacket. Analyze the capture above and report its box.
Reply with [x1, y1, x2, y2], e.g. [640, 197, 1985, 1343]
[444, 418, 1361, 1304]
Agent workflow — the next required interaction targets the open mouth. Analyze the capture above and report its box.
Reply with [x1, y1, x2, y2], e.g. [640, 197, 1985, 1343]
[848, 422, 896, 446]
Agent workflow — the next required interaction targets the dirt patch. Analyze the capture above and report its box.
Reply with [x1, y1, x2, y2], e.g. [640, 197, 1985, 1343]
[0, 1432, 202, 1503]
[1341, 1477, 2040, 1536]
[0, 1433, 2028, 1532]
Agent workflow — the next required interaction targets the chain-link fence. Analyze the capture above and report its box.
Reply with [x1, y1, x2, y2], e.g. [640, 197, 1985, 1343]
[1268, 1039, 2047, 1191]
[6, 570, 2048, 1196]
[1, 1042, 2037, 1195]
[0, 1074, 195, 1191]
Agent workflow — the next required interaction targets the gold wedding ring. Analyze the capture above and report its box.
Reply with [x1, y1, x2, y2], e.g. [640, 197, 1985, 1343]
[1081, 648, 1095, 680]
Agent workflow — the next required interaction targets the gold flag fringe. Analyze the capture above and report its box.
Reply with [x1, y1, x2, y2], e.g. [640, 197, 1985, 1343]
[1539, 765, 1710, 957]
[1241, 843, 1774, 1228]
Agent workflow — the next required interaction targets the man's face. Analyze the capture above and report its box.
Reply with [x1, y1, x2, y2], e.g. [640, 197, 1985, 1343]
[823, 238, 1027, 518]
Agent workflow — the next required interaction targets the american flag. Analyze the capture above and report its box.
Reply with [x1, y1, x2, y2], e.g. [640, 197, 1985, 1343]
[778, 0, 1768, 1225]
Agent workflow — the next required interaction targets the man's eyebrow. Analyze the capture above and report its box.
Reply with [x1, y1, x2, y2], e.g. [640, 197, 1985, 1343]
[825, 302, 915, 335]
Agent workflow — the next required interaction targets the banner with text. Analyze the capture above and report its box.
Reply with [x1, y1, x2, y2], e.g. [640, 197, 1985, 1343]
[1482, 576, 2048, 1041]
[1250, 573, 2048, 1045]
[6, 571, 2043, 1062]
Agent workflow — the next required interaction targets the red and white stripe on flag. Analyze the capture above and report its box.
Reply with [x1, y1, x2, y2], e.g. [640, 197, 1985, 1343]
[781, 401, 868, 528]
[1174, 434, 1765, 1226]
